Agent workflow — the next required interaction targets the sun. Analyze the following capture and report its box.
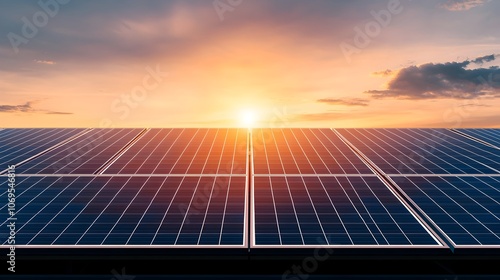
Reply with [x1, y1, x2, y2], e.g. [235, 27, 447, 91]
[239, 109, 258, 128]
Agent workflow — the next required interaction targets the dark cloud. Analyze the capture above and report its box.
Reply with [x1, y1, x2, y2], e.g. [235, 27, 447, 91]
[440, 0, 489, 11]
[366, 54, 500, 99]
[372, 69, 393, 77]
[0, 102, 33, 112]
[317, 98, 370, 106]
[471, 54, 496, 65]
[0, 101, 72, 115]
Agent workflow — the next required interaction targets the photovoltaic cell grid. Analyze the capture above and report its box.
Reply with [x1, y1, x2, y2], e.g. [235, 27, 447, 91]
[336, 128, 500, 175]
[252, 128, 373, 175]
[103, 128, 248, 175]
[457, 129, 500, 149]
[17, 128, 143, 175]
[0, 176, 246, 246]
[0, 128, 85, 172]
[390, 176, 500, 246]
[1, 128, 498, 250]
[253, 176, 440, 246]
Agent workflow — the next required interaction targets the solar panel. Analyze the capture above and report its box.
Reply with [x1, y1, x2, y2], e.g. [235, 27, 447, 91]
[0, 176, 247, 247]
[389, 176, 500, 247]
[336, 128, 500, 175]
[456, 129, 500, 149]
[103, 128, 248, 175]
[252, 128, 374, 175]
[0, 128, 85, 173]
[3, 127, 498, 254]
[17, 128, 143, 175]
[252, 176, 441, 247]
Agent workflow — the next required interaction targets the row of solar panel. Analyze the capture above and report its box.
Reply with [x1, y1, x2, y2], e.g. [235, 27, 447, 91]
[1, 174, 498, 248]
[1, 128, 499, 176]
[0, 128, 498, 249]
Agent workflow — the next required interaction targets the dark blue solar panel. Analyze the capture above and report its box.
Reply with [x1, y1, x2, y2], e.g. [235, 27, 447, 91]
[253, 176, 441, 246]
[390, 176, 500, 246]
[253, 128, 373, 175]
[17, 128, 143, 174]
[0, 129, 85, 172]
[457, 129, 500, 149]
[336, 128, 500, 175]
[103, 128, 247, 175]
[0, 176, 246, 246]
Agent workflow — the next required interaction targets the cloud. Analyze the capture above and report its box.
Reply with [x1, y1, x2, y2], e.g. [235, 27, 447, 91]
[0, 101, 72, 115]
[372, 69, 394, 77]
[365, 54, 500, 100]
[34, 60, 56, 65]
[471, 54, 496, 65]
[440, 0, 489, 11]
[458, 103, 491, 107]
[46, 111, 73, 115]
[317, 98, 370, 106]
[0, 102, 33, 113]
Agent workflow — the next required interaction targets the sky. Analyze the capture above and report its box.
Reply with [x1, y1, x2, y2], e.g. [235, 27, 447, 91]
[1, 0, 500, 128]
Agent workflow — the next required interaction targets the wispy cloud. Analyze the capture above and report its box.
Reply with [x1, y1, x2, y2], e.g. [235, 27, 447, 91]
[372, 69, 394, 77]
[0, 102, 33, 113]
[366, 54, 500, 99]
[440, 0, 489, 11]
[0, 101, 72, 115]
[458, 103, 491, 107]
[317, 98, 370, 106]
[45, 111, 73, 115]
[34, 59, 56, 65]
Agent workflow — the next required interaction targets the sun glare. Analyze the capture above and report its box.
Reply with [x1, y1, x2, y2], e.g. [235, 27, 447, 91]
[239, 109, 257, 128]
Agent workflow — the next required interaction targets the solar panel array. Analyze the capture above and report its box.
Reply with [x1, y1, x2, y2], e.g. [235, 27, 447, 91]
[251, 128, 440, 247]
[334, 128, 499, 248]
[0, 176, 246, 246]
[0, 128, 498, 250]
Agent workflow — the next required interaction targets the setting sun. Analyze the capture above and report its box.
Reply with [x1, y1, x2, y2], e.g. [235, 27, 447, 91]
[239, 109, 258, 128]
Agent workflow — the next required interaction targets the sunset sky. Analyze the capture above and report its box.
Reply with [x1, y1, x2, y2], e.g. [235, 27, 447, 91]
[1, 0, 499, 128]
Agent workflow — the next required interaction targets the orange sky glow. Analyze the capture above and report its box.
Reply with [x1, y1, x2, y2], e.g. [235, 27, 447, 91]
[1, 0, 499, 128]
